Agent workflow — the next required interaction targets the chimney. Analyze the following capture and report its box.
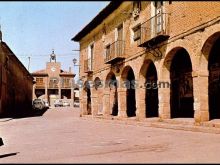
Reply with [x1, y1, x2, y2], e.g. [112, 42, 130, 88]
[69, 67, 71, 73]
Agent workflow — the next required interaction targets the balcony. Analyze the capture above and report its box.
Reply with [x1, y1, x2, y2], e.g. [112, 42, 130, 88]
[138, 13, 170, 48]
[104, 40, 125, 64]
[48, 82, 59, 89]
[61, 83, 72, 89]
[35, 83, 45, 89]
[84, 59, 94, 73]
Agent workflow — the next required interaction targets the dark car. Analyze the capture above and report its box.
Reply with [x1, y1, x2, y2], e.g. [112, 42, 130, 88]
[32, 99, 46, 110]
[74, 100, 79, 107]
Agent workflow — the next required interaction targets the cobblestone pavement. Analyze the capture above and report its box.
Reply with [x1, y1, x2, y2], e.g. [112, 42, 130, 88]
[1, 107, 220, 163]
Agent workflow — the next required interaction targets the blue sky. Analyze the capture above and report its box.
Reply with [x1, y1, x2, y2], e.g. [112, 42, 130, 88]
[0, 1, 109, 80]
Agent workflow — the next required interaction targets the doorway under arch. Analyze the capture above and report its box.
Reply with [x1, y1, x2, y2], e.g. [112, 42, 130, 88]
[83, 81, 91, 115]
[208, 37, 220, 120]
[121, 66, 136, 117]
[106, 72, 118, 116]
[169, 48, 194, 118]
[145, 62, 159, 117]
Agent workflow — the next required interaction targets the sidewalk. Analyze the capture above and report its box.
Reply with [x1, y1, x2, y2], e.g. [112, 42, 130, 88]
[82, 115, 220, 134]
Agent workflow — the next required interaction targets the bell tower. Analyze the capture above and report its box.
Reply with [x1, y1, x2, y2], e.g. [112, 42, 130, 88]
[50, 49, 56, 62]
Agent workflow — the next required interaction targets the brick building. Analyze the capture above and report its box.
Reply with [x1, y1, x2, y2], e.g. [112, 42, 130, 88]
[72, 1, 220, 123]
[0, 31, 33, 118]
[32, 50, 76, 107]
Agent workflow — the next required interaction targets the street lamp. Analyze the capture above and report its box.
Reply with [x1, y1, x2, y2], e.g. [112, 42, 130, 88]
[73, 58, 79, 66]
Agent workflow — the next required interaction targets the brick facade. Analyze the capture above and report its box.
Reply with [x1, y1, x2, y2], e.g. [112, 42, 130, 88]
[72, 1, 220, 123]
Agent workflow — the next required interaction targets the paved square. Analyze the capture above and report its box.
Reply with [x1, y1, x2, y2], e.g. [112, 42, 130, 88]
[1, 107, 220, 163]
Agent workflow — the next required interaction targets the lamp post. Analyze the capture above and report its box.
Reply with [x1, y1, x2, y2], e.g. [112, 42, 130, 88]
[72, 58, 81, 107]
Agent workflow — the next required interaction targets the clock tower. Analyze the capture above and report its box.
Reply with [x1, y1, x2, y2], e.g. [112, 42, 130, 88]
[46, 50, 61, 77]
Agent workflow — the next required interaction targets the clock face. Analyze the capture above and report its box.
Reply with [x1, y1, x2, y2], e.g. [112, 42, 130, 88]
[51, 67, 56, 72]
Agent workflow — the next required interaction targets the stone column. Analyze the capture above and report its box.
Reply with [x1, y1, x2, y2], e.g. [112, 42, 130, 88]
[103, 90, 110, 115]
[91, 96, 98, 116]
[193, 70, 209, 123]
[158, 78, 171, 120]
[81, 93, 88, 115]
[45, 80, 48, 101]
[71, 88, 74, 107]
[136, 82, 146, 120]
[58, 87, 61, 99]
[117, 87, 127, 118]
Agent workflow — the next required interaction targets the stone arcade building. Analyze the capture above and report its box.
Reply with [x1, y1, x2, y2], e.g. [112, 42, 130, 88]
[72, 1, 220, 123]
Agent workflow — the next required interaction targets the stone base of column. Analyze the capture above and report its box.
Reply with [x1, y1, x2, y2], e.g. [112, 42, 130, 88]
[136, 109, 145, 121]
[194, 110, 209, 125]
[118, 110, 127, 118]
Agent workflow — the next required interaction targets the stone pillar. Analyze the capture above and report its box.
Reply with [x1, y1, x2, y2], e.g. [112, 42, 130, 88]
[136, 82, 146, 120]
[45, 81, 48, 101]
[71, 88, 74, 107]
[103, 90, 110, 115]
[118, 87, 127, 118]
[158, 78, 171, 119]
[193, 70, 209, 123]
[81, 94, 88, 115]
[59, 87, 61, 99]
[91, 95, 98, 116]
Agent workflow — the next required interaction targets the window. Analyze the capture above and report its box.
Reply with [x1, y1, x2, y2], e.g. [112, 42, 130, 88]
[62, 78, 70, 88]
[153, 1, 164, 34]
[133, 1, 141, 12]
[36, 78, 43, 84]
[105, 44, 111, 60]
[133, 24, 141, 41]
[133, 1, 141, 19]
[49, 77, 59, 88]
[88, 43, 94, 71]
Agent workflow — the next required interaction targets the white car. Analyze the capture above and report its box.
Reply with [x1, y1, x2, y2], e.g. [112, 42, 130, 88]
[63, 100, 70, 107]
[54, 99, 63, 107]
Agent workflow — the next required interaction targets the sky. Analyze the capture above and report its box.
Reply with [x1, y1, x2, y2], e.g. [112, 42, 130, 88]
[0, 1, 109, 80]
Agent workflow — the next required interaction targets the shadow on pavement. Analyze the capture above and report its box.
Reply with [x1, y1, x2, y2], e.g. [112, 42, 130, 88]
[0, 106, 50, 120]
[0, 152, 19, 159]
[13, 108, 50, 119]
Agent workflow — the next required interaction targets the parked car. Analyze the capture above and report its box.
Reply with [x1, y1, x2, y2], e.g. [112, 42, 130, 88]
[63, 100, 70, 107]
[74, 100, 80, 107]
[54, 99, 63, 107]
[32, 99, 46, 110]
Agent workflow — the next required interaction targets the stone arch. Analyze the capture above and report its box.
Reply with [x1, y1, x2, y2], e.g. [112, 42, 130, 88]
[163, 47, 194, 118]
[139, 59, 159, 118]
[202, 32, 220, 120]
[121, 65, 136, 117]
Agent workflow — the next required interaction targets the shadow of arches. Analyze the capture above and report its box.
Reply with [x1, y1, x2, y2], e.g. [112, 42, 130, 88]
[0, 152, 19, 159]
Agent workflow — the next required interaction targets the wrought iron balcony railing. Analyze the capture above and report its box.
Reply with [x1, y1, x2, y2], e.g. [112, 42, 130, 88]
[84, 59, 94, 73]
[104, 40, 125, 64]
[138, 12, 170, 48]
